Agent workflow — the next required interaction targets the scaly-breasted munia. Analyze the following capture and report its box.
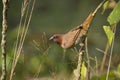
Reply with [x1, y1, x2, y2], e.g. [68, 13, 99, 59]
[49, 1, 105, 49]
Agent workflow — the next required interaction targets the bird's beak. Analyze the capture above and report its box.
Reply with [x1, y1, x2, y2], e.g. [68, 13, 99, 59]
[49, 36, 54, 40]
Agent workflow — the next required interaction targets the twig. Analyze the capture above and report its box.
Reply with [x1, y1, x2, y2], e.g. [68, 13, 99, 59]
[100, 42, 110, 72]
[96, 48, 105, 54]
[75, 0, 105, 80]
[13, 0, 29, 64]
[100, 26, 114, 72]
[95, 56, 98, 77]
[106, 24, 116, 80]
[9, 0, 30, 79]
[85, 38, 90, 80]
[76, 50, 84, 80]
[1, 0, 9, 80]
[9, 0, 35, 80]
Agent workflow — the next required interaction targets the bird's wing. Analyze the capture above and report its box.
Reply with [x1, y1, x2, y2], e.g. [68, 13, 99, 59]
[62, 29, 81, 48]
[70, 24, 83, 32]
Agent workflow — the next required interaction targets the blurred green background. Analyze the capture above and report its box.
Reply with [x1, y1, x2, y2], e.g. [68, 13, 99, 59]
[0, 0, 120, 80]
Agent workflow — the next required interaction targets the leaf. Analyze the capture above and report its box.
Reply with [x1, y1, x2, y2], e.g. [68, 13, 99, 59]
[81, 62, 87, 80]
[108, 1, 120, 25]
[73, 62, 87, 80]
[102, 0, 109, 14]
[103, 26, 114, 46]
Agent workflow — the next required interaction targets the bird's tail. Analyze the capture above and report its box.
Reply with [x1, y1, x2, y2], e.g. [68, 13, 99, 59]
[71, 0, 106, 32]
[82, 0, 106, 30]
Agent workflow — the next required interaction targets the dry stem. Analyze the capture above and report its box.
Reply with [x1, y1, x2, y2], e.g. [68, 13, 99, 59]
[76, 51, 84, 80]
[9, 0, 35, 80]
[1, 0, 9, 80]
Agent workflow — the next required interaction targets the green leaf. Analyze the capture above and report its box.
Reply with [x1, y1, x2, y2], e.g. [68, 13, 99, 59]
[102, 1, 109, 14]
[108, 1, 120, 25]
[81, 62, 87, 80]
[73, 62, 87, 80]
[103, 26, 114, 46]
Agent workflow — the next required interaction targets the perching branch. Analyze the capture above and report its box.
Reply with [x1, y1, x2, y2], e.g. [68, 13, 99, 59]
[75, 0, 105, 80]
[76, 50, 84, 80]
[1, 0, 9, 80]
[85, 38, 90, 80]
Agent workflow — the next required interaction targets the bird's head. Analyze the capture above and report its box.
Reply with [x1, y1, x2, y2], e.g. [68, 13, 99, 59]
[49, 34, 63, 45]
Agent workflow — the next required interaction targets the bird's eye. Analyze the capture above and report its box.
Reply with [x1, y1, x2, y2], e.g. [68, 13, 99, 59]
[53, 35, 58, 39]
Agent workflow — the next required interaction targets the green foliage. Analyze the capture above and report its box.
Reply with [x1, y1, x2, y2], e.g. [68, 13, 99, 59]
[91, 76, 100, 80]
[108, 0, 120, 25]
[114, 64, 120, 79]
[81, 62, 87, 80]
[91, 64, 120, 80]
[103, 26, 114, 46]
[100, 71, 115, 80]
[102, 1, 109, 13]
[73, 62, 87, 80]
[0, 0, 120, 79]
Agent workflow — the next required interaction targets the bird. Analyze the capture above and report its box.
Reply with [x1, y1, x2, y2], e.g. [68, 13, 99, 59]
[49, 13, 93, 49]
[49, 0, 105, 49]
[49, 25, 82, 49]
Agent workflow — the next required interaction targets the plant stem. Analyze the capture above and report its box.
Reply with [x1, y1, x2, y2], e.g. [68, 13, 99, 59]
[1, 0, 9, 80]
[100, 26, 115, 72]
[106, 25, 116, 80]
